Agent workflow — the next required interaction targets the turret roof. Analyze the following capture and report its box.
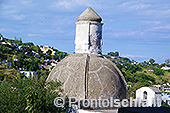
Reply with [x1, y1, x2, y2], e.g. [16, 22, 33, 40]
[78, 7, 102, 22]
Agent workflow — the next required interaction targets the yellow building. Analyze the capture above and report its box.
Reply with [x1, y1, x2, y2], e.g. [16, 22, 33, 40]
[39, 45, 55, 55]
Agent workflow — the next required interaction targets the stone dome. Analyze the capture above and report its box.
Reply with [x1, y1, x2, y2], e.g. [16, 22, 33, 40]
[46, 53, 128, 100]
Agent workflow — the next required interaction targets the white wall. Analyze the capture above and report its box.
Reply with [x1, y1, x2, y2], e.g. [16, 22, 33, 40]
[136, 87, 162, 107]
[75, 21, 103, 54]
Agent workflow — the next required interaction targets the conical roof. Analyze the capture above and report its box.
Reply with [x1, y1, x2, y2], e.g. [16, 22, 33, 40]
[78, 7, 102, 22]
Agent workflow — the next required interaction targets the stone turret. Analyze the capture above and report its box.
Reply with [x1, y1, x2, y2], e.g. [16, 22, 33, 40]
[75, 7, 103, 54]
[47, 7, 128, 101]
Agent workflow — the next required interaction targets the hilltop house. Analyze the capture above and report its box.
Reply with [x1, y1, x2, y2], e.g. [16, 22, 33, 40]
[161, 66, 170, 70]
[136, 87, 162, 107]
[20, 71, 37, 78]
[39, 45, 56, 55]
[148, 69, 154, 71]
[153, 85, 163, 89]
[162, 88, 170, 92]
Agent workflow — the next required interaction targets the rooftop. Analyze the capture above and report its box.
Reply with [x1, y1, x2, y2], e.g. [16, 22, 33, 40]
[78, 7, 102, 22]
[149, 87, 161, 93]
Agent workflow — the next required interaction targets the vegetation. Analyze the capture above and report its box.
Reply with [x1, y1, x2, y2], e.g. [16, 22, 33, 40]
[1, 33, 170, 111]
[105, 52, 170, 98]
[162, 101, 170, 108]
[0, 74, 64, 113]
[0, 34, 67, 112]
[0, 34, 67, 72]
[107, 51, 119, 56]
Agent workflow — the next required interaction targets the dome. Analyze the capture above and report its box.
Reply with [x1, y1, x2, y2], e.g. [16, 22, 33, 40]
[46, 53, 128, 99]
[78, 7, 102, 22]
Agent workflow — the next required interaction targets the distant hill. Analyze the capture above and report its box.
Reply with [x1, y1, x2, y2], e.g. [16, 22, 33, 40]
[1, 33, 170, 97]
[0, 33, 67, 82]
[104, 51, 170, 97]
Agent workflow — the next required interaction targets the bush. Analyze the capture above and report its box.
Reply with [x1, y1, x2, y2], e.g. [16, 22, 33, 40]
[162, 101, 170, 107]
[153, 68, 164, 75]
[0, 76, 64, 113]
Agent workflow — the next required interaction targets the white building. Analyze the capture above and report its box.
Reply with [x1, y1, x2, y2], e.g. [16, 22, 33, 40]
[153, 84, 163, 89]
[1, 42, 7, 45]
[127, 85, 132, 88]
[161, 66, 170, 70]
[20, 71, 37, 78]
[162, 88, 170, 92]
[136, 87, 162, 107]
[148, 69, 154, 71]
[51, 62, 57, 66]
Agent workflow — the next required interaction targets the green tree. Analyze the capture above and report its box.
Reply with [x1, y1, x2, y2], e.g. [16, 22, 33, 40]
[165, 59, 170, 65]
[58, 52, 67, 61]
[0, 76, 64, 113]
[46, 49, 52, 55]
[153, 68, 164, 75]
[115, 51, 119, 56]
[0, 44, 10, 53]
[149, 58, 155, 64]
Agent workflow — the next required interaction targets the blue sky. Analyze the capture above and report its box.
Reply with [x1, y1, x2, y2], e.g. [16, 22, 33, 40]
[0, 0, 170, 63]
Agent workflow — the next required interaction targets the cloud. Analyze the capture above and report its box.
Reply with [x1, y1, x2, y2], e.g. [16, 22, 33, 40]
[120, 1, 154, 10]
[28, 34, 43, 37]
[52, 0, 90, 9]
[0, 28, 6, 32]
[20, 0, 33, 6]
[141, 21, 161, 25]
[11, 14, 26, 20]
[142, 9, 170, 17]
[0, 0, 170, 63]
[0, 28, 18, 33]
[0, 0, 7, 8]
[145, 24, 170, 34]
[151, 24, 170, 30]
[55, 0, 71, 9]
[122, 54, 149, 58]
[1, 1, 28, 21]
[118, 0, 170, 19]
[129, 4, 152, 10]
[105, 30, 143, 38]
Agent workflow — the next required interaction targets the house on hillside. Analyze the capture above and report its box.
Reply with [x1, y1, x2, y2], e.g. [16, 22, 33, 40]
[136, 87, 162, 107]
[51, 62, 57, 66]
[161, 66, 170, 70]
[162, 88, 170, 92]
[20, 71, 37, 78]
[148, 69, 154, 71]
[153, 85, 163, 89]
[0, 42, 7, 45]
[111, 56, 120, 59]
[131, 62, 140, 65]
[127, 85, 132, 88]
[39, 45, 56, 55]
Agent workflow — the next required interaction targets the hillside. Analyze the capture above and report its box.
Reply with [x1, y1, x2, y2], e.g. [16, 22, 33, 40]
[104, 52, 170, 97]
[0, 33, 67, 82]
[1, 33, 170, 97]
